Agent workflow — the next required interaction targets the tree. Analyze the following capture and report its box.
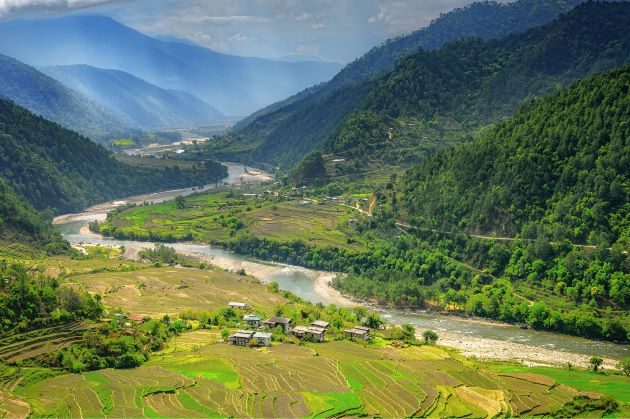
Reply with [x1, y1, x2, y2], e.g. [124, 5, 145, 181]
[364, 313, 383, 329]
[175, 195, 186, 209]
[221, 328, 230, 341]
[422, 330, 439, 345]
[589, 356, 604, 373]
[401, 324, 416, 342]
[616, 359, 630, 376]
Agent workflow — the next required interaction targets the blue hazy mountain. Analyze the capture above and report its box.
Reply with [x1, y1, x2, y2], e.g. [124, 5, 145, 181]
[0, 53, 125, 138]
[0, 15, 342, 116]
[42, 65, 226, 130]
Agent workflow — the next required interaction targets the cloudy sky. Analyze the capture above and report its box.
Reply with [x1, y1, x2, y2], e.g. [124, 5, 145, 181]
[0, 0, 503, 63]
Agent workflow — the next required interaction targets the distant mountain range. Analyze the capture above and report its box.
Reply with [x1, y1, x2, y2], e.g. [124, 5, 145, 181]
[0, 53, 123, 138]
[42, 65, 225, 131]
[0, 15, 342, 116]
[202, 0, 628, 170]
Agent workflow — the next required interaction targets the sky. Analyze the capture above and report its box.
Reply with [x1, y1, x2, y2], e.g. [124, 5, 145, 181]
[0, 0, 503, 63]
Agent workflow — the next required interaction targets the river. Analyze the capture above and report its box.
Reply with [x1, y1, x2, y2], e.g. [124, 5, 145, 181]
[53, 162, 628, 368]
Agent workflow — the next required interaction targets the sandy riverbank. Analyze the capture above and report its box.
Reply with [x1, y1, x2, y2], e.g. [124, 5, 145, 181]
[435, 331, 619, 369]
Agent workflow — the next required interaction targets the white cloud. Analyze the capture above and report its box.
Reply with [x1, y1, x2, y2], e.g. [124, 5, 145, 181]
[312, 21, 325, 30]
[0, 0, 116, 16]
[368, 5, 391, 24]
[228, 31, 254, 42]
[199, 15, 270, 24]
[295, 11, 311, 21]
[294, 41, 320, 56]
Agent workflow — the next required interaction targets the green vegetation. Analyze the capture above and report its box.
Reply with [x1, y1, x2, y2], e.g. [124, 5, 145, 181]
[0, 98, 227, 214]
[197, 1, 628, 172]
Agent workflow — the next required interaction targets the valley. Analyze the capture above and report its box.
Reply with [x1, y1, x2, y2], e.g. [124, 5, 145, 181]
[0, 0, 628, 417]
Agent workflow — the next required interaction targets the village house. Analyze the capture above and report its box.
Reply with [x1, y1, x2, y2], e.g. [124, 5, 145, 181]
[128, 314, 148, 323]
[292, 326, 327, 342]
[229, 330, 255, 346]
[263, 316, 293, 333]
[228, 302, 251, 310]
[310, 320, 330, 330]
[243, 314, 261, 328]
[253, 332, 272, 347]
[344, 326, 371, 341]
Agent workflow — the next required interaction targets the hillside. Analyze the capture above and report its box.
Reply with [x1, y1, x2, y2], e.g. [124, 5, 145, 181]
[399, 65, 630, 247]
[216, 0, 588, 166]
[42, 65, 225, 130]
[0, 179, 67, 253]
[217, 1, 630, 171]
[0, 15, 342, 116]
[0, 53, 124, 139]
[0, 99, 227, 214]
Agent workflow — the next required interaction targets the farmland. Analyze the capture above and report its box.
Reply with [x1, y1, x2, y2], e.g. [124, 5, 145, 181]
[8, 331, 627, 418]
[95, 190, 369, 251]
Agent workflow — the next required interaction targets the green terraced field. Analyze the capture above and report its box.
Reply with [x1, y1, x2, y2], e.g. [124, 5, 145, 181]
[8, 336, 627, 418]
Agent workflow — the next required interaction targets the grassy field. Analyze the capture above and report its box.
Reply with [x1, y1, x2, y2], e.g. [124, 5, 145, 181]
[99, 191, 368, 250]
[10, 332, 627, 418]
[68, 266, 287, 318]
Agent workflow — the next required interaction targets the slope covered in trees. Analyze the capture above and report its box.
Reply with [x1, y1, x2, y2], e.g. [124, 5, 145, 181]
[208, 0, 588, 168]
[400, 65, 629, 247]
[0, 53, 125, 139]
[0, 99, 227, 214]
[0, 179, 67, 253]
[42, 65, 225, 130]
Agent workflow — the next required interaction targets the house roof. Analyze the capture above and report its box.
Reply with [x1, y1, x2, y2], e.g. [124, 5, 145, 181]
[345, 327, 369, 335]
[128, 314, 146, 322]
[292, 326, 309, 333]
[354, 326, 370, 332]
[244, 314, 261, 321]
[311, 320, 330, 328]
[253, 332, 272, 339]
[231, 330, 255, 339]
[264, 316, 291, 324]
[307, 326, 326, 335]
[229, 302, 248, 306]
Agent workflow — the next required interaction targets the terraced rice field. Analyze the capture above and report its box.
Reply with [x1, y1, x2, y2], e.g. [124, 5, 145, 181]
[0, 322, 98, 364]
[8, 336, 616, 418]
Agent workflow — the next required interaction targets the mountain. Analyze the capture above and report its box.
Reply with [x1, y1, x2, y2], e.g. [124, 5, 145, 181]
[206, 1, 630, 170]
[400, 65, 630, 247]
[0, 99, 227, 214]
[0, 15, 342, 116]
[0, 53, 125, 138]
[42, 65, 225, 130]
[222, 0, 588, 162]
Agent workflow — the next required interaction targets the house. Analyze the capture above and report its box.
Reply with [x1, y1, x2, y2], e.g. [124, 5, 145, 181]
[310, 320, 330, 330]
[253, 332, 272, 347]
[263, 317, 293, 333]
[128, 314, 147, 323]
[292, 326, 326, 342]
[229, 330, 255, 346]
[344, 326, 370, 341]
[229, 302, 251, 310]
[243, 314, 261, 328]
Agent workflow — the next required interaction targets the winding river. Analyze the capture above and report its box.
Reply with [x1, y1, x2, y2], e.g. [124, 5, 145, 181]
[54, 162, 628, 367]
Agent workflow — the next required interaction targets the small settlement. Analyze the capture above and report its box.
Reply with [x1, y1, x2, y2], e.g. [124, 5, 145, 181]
[226, 302, 371, 348]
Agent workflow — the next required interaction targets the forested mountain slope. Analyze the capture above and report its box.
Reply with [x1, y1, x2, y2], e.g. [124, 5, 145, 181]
[215, 0, 588, 167]
[0, 15, 341, 116]
[0, 53, 124, 138]
[0, 99, 227, 214]
[399, 65, 630, 247]
[0, 179, 67, 252]
[42, 65, 225, 130]
[319, 1, 630, 171]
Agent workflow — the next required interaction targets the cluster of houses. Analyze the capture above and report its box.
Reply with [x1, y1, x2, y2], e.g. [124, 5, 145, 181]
[227, 302, 370, 348]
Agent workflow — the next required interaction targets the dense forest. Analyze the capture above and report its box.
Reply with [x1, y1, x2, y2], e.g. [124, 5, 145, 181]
[200, 0, 602, 170]
[0, 179, 67, 252]
[399, 66, 629, 246]
[0, 99, 227, 214]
